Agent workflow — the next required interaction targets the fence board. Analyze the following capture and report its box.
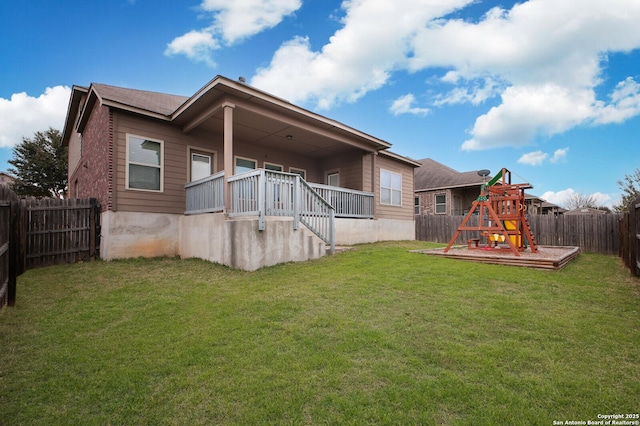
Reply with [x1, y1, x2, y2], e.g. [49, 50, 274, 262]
[23, 198, 100, 269]
[0, 185, 19, 307]
[416, 213, 622, 254]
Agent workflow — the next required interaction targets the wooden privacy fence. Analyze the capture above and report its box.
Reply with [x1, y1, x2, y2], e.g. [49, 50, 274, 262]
[23, 198, 100, 270]
[416, 214, 622, 254]
[619, 195, 640, 277]
[0, 185, 21, 307]
[0, 192, 100, 308]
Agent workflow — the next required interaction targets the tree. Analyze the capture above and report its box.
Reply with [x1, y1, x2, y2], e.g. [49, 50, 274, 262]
[565, 191, 599, 210]
[8, 128, 67, 198]
[613, 168, 640, 212]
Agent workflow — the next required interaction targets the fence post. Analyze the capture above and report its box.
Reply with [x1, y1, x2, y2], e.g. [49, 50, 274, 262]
[7, 200, 22, 306]
[89, 198, 97, 260]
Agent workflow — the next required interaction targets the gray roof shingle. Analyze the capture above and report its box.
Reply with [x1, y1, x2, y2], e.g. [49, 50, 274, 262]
[92, 83, 188, 116]
[414, 158, 487, 191]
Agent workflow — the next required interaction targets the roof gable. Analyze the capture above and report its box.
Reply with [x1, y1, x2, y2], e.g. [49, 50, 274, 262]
[91, 83, 188, 117]
[415, 158, 486, 191]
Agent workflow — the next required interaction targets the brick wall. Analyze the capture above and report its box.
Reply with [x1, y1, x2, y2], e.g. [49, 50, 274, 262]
[69, 102, 112, 211]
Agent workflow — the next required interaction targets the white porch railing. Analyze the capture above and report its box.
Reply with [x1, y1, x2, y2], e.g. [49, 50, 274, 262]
[308, 183, 374, 218]
[184, 171, 225, 214]
[185, 169, 376, 252]
[227, 170, 335, 252]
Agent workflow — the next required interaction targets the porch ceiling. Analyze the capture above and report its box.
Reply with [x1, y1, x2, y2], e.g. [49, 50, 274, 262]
[173, 77, 388, 158]
[196, 108, 361, 158]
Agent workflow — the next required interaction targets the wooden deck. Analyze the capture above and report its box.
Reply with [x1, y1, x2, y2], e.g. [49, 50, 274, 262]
[412, 245, 580, 270]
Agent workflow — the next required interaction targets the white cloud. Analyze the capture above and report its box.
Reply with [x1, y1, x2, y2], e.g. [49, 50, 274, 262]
[251, 0, 474, 108]
[541, 188, 613, 208]
[518, 151, 548, 166]
[462, 84, 594, 150]
[434, 77, 503, 106]
[249, 0, 640, 148]
[518, 147, 569, 166]
[166, 0, 301, 66]
[550, 147, 569, 163]
[593, 77, 640, 124]
[541, 188, 577, 208]
[0, 86, 71, 148]
[165, 30, 219, 67]
[201, 0, 301, 44]
[390, 94, 430, 116]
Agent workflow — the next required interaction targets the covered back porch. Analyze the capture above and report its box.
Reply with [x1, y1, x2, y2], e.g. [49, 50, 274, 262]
[184, 168, 375, 252]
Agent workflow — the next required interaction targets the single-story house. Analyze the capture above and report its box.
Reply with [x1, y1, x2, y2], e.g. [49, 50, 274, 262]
[564, 207, 608, 215]
[62, 75, 420, 270]
[414, 158, 561, 216]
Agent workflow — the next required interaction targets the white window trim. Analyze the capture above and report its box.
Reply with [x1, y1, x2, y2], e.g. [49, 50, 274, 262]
[326, 169, 340, 187]
[125, 133, 164, 192]
[435, 193, 447, 214]
[234, 155, 257, 175]
[187, 146, 216, 182]
[264, 161, 284, 171]
[380, 168, 402, 206]
[289, 167, 306, 179]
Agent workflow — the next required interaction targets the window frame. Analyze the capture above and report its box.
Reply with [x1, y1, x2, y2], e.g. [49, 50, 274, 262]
[188, 146, 216, 183]
[380, 168, 402, 206]
[289, 167, 306, 180]
[435, 193, 447, 214]
[125, 134, 164, 192]
[414, 196, 420, 215]
[264, 162, 284, 172]
[234, 156, 257, 175]
[326, 170, 340, 187]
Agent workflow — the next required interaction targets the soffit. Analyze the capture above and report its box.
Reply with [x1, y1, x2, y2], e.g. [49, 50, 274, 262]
[173, 77, 389, 158]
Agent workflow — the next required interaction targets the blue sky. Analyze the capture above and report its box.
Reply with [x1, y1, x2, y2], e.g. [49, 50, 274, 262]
[1, 0, 639, 208]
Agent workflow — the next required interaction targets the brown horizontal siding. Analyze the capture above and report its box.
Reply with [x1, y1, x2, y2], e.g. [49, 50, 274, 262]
[231, 140, 322, 182]
[375, 155, 415, 221]
[319, 150, 363, 190]
[114, 112, 217, 214]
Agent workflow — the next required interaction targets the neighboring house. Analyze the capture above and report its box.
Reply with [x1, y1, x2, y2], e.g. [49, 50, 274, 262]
[0, 172, 15, 187]
[564, 207, 608, 215]
[61, 75, 420, 270]
[414, 158, 560, 216]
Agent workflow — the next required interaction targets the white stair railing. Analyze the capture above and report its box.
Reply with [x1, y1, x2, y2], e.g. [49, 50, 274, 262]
[227, 170, 335, 253]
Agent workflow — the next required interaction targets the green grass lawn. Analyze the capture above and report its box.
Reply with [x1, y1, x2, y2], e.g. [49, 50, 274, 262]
[1, 241, 639, 425]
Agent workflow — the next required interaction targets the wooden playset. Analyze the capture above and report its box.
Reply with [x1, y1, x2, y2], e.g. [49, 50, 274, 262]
[444, 168, 538, 257]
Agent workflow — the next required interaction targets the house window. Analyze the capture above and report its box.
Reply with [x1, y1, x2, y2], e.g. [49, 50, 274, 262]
[327, 172, 339, 187]
[380, 169, 402, 206]
[191, 152, 212, 182]
[264, 162, 283, 172]
[235, 156, 256, 174]
[289, 167, 306, 180]
[414, 196, 420, 215]
[435, 193, 447, 214]
[126, 134, 163, 191]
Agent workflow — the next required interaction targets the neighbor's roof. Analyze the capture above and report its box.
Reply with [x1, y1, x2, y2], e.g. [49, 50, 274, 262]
[414, 158, 487, 191]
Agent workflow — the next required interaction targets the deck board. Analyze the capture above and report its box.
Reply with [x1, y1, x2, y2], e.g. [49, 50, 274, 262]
[412, 245, 580, 270]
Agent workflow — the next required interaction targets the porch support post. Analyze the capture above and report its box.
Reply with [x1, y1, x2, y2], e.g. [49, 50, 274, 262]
[293, 175, 300, 230]
[222, 103, 235, 212]
[371, 152, 377, 219]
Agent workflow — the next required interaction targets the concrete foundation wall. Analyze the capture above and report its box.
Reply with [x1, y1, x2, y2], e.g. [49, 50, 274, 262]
[101, 211, 413, 269]
[101, 211, 180, 260]
[334, 218, 415, 245]
[179, 215, 326, 271]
